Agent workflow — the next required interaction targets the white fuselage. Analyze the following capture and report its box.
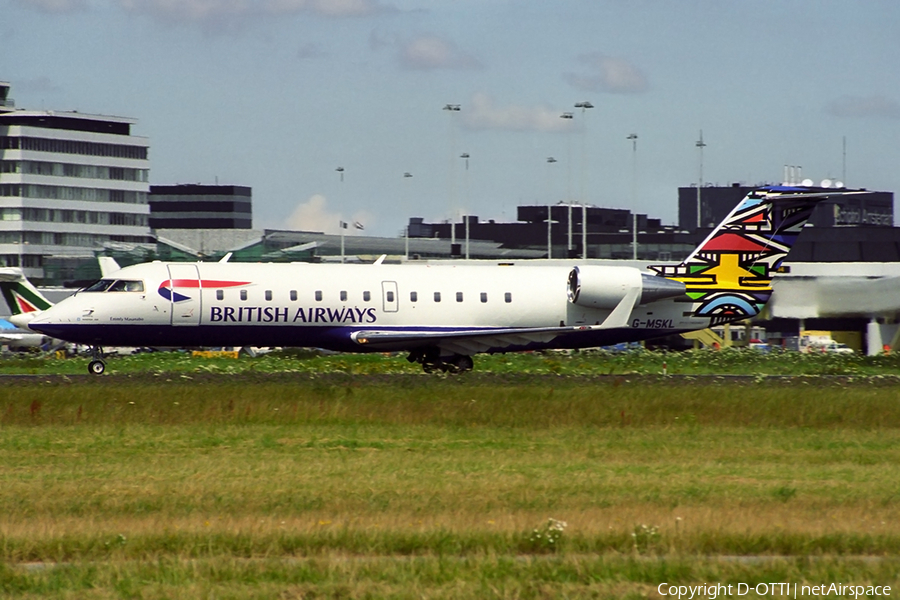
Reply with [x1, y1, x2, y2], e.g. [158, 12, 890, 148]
[29, 260, 702, 353]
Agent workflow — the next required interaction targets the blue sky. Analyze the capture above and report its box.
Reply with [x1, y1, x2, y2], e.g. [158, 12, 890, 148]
[3, 0, 900, 237]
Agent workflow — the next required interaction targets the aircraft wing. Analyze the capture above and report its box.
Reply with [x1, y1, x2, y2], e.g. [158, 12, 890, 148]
[0, 331, 44, 347]
[351, 325, 594, 355]
[351, 287, 641, 355]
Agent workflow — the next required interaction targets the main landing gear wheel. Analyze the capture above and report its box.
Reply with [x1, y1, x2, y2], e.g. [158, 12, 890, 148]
[446, 354, 474, 373]
[88, 345, 106, 375]
[408, 349, 474, 374]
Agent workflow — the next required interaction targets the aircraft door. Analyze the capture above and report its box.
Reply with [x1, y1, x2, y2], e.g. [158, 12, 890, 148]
[166, 264, 202, 326]
[382, 281, 399, 313]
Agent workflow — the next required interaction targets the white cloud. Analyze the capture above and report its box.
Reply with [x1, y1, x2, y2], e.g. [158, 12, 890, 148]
[117, 0, 247, 27]
[12, 0, 87, 13]
[826, 95, 900, 119]
[564, 53, 648, 94]
[267, 0, 388, 17]
[398, 34, 481, 71]
[287, 194, 341, 233]
[286, 194, 371, 235]
[117, 0, 393, 31]
[461, 92, 576, 133]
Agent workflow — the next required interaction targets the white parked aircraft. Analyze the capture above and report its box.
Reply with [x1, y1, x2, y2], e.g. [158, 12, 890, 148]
[0, 318, 46, 349]
[29, 187, 853, 375]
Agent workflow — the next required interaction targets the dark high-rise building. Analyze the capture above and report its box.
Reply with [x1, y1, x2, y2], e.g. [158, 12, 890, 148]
[149, 184, 252, 229]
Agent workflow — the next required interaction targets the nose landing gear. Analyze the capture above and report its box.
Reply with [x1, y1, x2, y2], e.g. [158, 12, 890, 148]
[88, 346, 105, 375]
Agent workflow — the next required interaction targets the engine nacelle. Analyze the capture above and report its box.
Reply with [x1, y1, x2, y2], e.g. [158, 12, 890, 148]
[567, 265, 641, 309]
[567, 266, 686, 309]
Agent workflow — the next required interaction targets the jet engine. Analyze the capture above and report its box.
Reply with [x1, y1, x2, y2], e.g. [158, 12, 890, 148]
[567, 266, 686, 309]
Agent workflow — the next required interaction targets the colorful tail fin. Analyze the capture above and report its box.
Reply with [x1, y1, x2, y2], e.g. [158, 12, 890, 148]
[0, 267, 54, 326]
[650, 187, 853, 326]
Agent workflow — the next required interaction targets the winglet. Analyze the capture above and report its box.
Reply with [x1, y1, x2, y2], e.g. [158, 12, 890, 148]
[98, 256, 122, 277]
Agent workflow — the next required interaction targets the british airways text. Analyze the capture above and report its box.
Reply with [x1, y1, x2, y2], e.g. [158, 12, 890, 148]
[209, 306, 377, 324]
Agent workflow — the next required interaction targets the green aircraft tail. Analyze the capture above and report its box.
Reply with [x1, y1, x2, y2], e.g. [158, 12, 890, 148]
[0, 268, 54, 318]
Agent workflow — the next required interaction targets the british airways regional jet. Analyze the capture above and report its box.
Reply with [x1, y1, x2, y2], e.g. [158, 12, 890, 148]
[29, 187, 849, 375]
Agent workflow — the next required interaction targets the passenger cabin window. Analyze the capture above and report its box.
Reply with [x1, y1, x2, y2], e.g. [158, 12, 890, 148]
[434, 292, 441, 302]
[216, 290, 224, 300]
[505, 292, 512, 303]
[290, 290, 297, 301]
[265, 290, 272, 301]
[386, 291, 395, 302]
[340, 291, 347, 302]
[456, 292, 464, 302]
[240, 290, 248, 301]
[480, 292, 488, 303]
[315, 290, 323, 301]
[410, 291, 418, 302]
[363, 291, 371, 302]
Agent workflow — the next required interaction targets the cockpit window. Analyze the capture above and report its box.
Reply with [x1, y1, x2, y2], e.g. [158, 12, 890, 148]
[108, 280, 144, 292]
[83, 279, 115, 292]
[82, 279, 144, 293]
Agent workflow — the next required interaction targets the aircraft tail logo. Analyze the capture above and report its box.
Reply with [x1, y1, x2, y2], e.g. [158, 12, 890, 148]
[650, 187, 832, 326]
[0, 269, 54, 316]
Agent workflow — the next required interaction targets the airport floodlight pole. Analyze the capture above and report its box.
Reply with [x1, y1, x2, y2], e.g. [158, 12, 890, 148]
[460, 153, 471, 259]
[695, 130, 706, 230]
[403, 172, 413, 261]
[444, 104, 461, 256]
[336, 167, 345, 263]
[546, 157, 557, 259]
[842, 136, 847, 185]
[560, 112, 574, 255]
[575, 102, 593, 259]
[627, 133, 638, 260]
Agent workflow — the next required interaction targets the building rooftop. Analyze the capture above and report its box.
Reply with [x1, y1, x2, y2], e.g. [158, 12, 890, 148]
[151, 184, 252, 197]
[0, 109, 137, 135]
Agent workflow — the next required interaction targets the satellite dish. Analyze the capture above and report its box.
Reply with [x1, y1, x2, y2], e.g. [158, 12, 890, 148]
[801, 178, 814, 187]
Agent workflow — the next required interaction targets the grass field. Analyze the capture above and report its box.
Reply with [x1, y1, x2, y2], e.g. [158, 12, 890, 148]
[2, 354, 900, 597]
[5, 345, 900, 377]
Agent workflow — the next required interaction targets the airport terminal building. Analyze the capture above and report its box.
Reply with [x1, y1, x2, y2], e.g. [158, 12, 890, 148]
[0, 82, 153, 283]
[412, 184, 897, 262]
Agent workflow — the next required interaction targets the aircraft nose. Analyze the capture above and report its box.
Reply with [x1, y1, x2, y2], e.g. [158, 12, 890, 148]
[27, 307, 67, 334]
[27, 314, 53, 334]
